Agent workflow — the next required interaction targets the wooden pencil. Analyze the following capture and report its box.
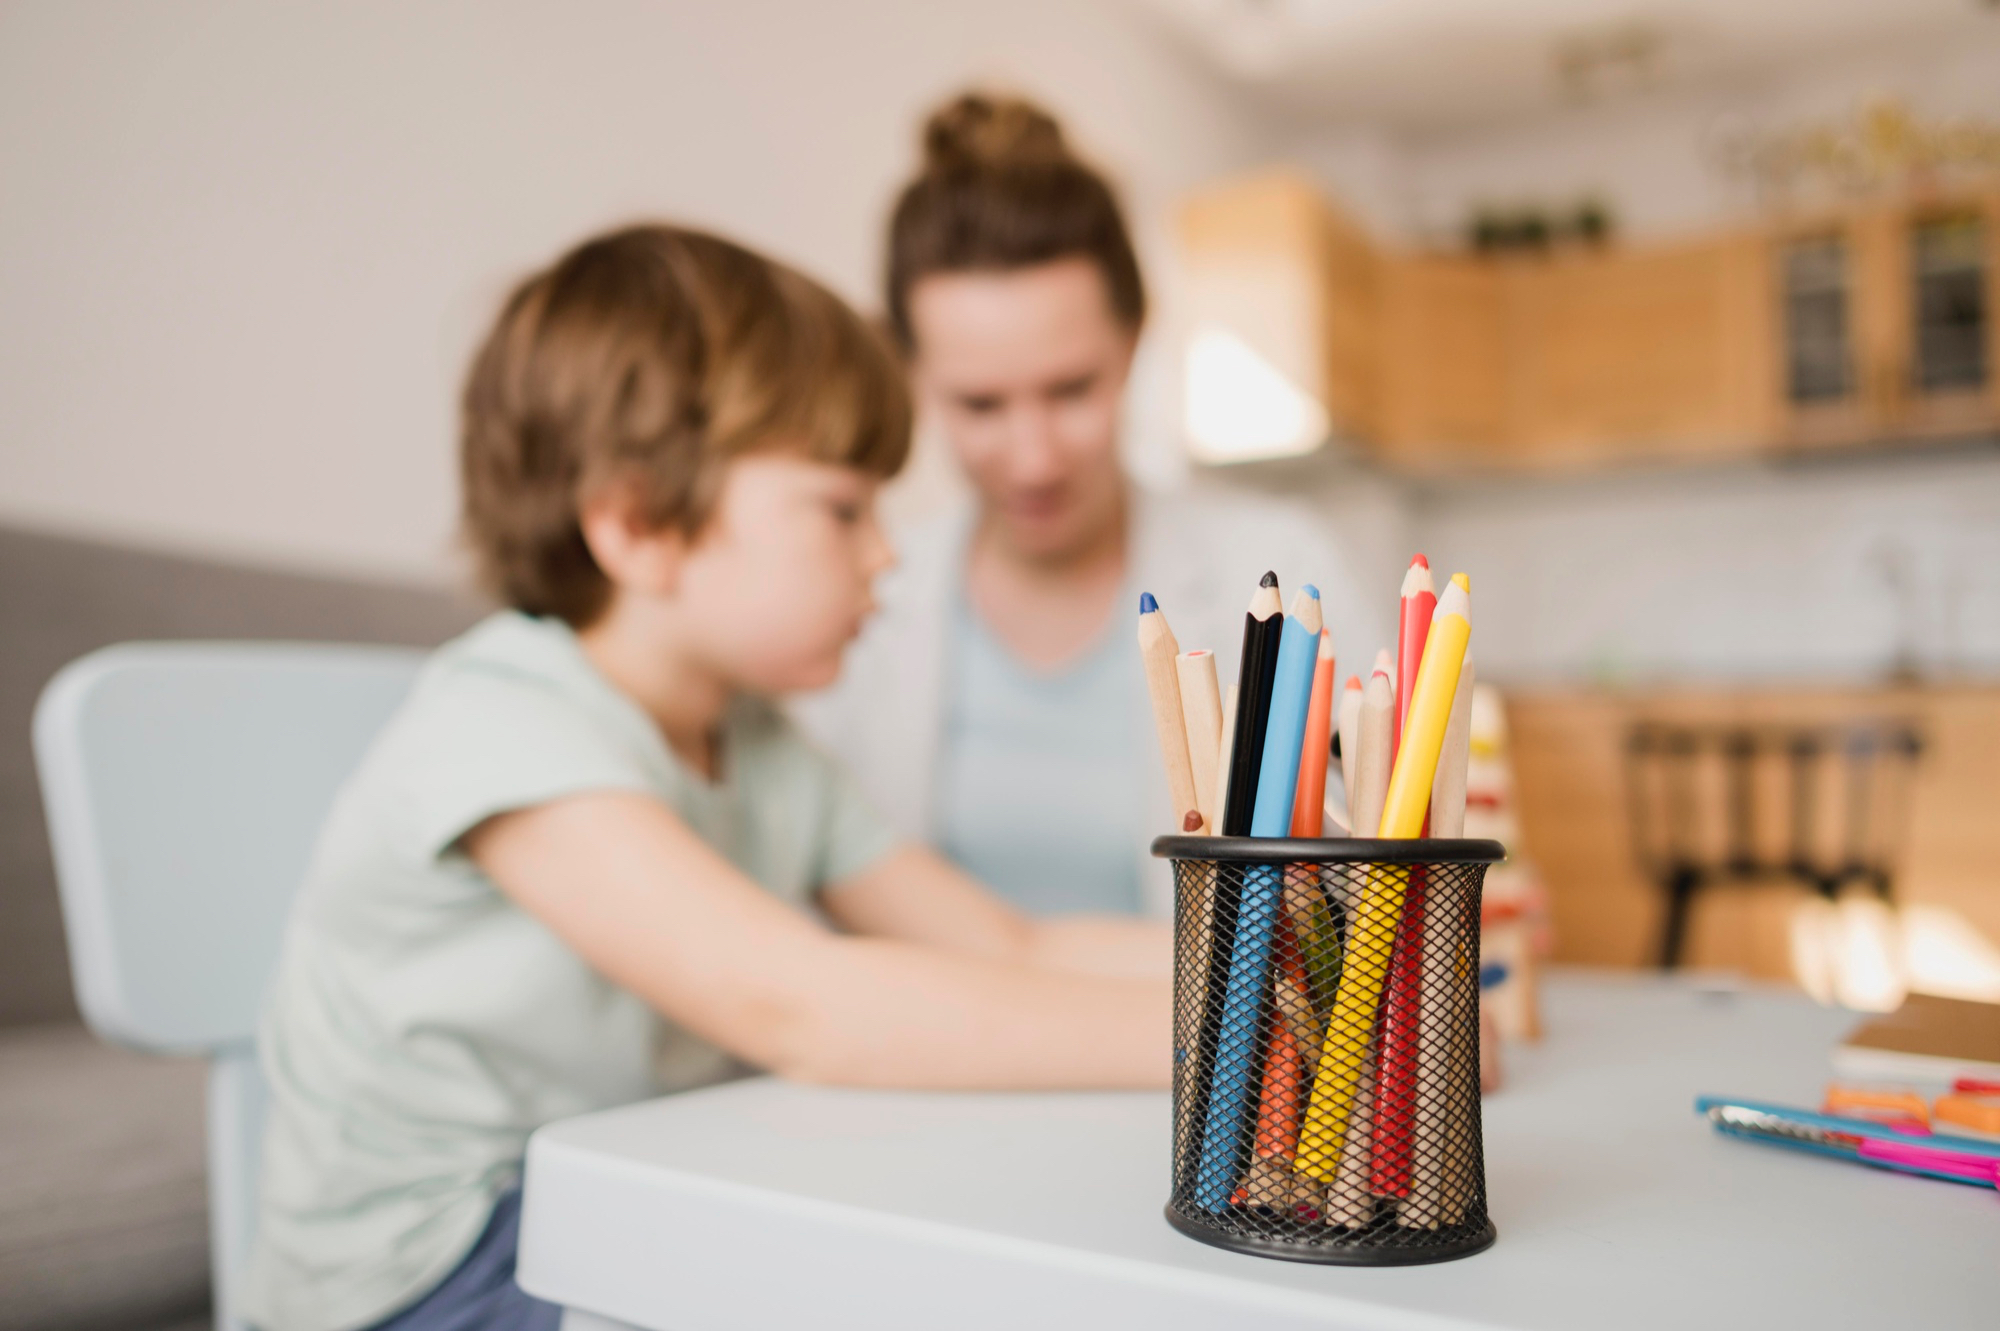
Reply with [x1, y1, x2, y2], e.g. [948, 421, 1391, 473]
[1177, 650, 1225, 837]
[1138, 593, 1202, 835]
[1392, 557, 1436, 759]
[1401, 654, 1475, 1229]
[1429, 653, 1475, 840]
[1220, 573, 1283, 837]
[1212, 685, 1239, 844]
[1349, 669, 1395, 848]
[1336, 674, 1363, 829]
[1375, 559, 1439, 1197]
[1290, 630, 1338, 839]
[1295, 578, 1471, 1184]
[1197, 586, 1321, 1210]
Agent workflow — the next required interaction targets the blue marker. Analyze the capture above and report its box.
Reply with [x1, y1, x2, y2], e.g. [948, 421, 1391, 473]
[1194, 584, 1323, 1210]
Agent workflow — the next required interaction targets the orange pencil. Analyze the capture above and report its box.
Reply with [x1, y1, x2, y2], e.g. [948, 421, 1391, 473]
[1289, 631, 1338, 839]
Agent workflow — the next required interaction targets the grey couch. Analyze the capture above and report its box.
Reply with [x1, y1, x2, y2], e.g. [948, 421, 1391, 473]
[0, 524, 480, 1330]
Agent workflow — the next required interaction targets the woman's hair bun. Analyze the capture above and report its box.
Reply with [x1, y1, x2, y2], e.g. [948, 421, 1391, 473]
[922, 92, 1070, 174]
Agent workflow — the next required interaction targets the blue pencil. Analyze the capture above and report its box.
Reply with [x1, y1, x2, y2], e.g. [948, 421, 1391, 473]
[1194, 584, 1324, 1210]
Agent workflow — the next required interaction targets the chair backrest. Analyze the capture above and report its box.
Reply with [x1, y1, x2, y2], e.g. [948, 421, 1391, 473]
[33, 642, 424, 1053]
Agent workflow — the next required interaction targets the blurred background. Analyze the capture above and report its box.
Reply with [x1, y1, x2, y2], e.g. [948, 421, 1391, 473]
[2, 1, 1998, 1327]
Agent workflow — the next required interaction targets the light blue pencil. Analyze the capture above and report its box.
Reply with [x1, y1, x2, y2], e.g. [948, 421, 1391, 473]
[1194, 584, 1323, 1210]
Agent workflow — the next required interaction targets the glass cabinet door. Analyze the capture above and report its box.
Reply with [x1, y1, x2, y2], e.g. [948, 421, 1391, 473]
[1910, 214, 1988, 396]
[1781, 236, 1854, 407]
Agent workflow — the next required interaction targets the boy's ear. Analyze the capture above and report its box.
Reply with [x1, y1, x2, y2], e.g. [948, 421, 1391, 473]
[578, 483, 687, 598]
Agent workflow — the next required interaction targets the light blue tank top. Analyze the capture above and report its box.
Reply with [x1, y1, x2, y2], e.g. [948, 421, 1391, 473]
[934, 597, 1144, 916]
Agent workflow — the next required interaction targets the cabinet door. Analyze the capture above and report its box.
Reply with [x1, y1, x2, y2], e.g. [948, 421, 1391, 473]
[1506, 238, 1763, 467]
[1775, 225, 1876, 449]
[1375, 256, 1508, 469]
[1897, 202, 1997, 439]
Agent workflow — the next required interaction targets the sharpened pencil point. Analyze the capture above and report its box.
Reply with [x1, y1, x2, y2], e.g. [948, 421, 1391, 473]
[1411, 553, 1429, 569]
[1139, 591, 1158, 614]
[1182, 809, 1204, 832]
[1259, 570, 1278, 588]
[1451, 572, 1470, 592]
[1303, 584, 1320, 599]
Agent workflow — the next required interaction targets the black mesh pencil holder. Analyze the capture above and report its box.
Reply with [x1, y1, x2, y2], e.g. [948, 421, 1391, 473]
[1154, 835, 1506, 1266]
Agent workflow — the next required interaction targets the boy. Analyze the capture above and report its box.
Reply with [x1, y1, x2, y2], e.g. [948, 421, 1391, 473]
[240, 226, 1169, 1331]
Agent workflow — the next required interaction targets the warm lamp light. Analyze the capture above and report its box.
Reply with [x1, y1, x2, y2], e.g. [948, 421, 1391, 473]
[1183, 323, 1329, 465]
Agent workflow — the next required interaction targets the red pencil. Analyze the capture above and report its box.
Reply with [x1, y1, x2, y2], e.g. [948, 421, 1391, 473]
[1374, 555, 1436, 1199]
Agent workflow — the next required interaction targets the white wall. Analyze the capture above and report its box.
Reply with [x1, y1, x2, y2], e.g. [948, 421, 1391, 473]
[0, 0, 1271, 584]
[1350, 27, 2000, 245]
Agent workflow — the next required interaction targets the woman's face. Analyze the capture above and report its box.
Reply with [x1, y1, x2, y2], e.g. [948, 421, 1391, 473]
[907, 258, 1136, 562]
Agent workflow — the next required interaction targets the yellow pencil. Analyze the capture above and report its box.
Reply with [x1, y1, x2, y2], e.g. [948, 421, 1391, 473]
[1296, 575, 1471, 1183]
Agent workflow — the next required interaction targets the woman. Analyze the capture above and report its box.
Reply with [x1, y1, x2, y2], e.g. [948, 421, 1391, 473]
[799, 93, 1384, 919]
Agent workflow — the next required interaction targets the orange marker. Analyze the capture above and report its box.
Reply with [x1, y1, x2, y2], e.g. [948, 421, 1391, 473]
[1290, 631, 1338, 838]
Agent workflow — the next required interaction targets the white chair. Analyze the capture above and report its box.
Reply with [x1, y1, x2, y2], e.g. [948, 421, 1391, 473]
[33, 642, 426, 1331]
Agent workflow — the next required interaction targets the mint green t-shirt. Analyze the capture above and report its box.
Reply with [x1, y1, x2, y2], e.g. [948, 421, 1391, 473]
[237, 613, 899, 1331]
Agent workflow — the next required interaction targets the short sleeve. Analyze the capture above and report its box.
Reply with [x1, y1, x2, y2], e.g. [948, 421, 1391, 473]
[812, 750, 901, 886]
[750, 709, 899, 889]
[377, 670, 665, 864]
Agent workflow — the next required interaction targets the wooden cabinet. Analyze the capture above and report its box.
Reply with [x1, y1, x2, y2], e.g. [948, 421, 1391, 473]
[1503, 236, 1773, 468]
[1177, 173, 1999, 472]
[1506, 684, 2000, 980]
[1774, 193, 2000, 453]
[1177, 172, 1381, 448]
[1376, 256, 1508, 465]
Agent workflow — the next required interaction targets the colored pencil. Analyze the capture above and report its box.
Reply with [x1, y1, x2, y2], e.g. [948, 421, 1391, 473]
[1374, 557, 1439, 1196]
[1378, 576, 1471, 840]
[1290, 631, 1338, 839]
[1323, 1040, 1378, 1225]
[1138, 594, 1203, 835]
[1221, 573, 1283, 837]
[1177, 650, 1224, 837]
[1428, 654, 1475, 840]
[1196, 585, 1322, 1209]
[1212, 684, 1240, 846]
[1393, 557, 1436, 758]
[1295, 577, 1471, 1184]
[1349, 669, 1395, 850]
[1402, 654, 1475, 1229]
[1336, 674, 1363, 829]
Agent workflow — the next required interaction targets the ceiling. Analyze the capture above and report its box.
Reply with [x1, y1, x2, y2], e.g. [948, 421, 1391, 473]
[1129, 0, 2000, 133]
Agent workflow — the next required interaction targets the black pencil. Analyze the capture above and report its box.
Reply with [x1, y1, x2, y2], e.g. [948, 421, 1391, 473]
[1220, 571, 1284, 837]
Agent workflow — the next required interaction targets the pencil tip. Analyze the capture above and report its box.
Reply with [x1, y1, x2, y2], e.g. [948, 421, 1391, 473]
[1182, 810, 1204, 832]
[1346, 675, 1363, 689]
[1139, 591, 1158, 614]
[1452, 572, 1470, 592]
[1259, 570, 1278, 588]
[1411, 553, 1429, 569]
[1302, 583, 1320, 599]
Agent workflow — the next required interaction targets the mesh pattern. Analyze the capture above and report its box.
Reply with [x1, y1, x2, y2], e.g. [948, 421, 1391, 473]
[1167, 853, 1495, 1264]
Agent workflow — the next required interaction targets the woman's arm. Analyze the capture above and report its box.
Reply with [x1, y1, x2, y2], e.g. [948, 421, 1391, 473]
[463, 791, 1168, 1089]
[819, 844, 1172, 980]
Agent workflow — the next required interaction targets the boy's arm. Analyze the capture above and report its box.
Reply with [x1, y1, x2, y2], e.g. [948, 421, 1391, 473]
[818, 845, 1172, 981]
[463, 790, 1168, 1090]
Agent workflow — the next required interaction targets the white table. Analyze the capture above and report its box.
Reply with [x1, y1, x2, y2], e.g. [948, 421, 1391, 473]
[518, 972, 1989, 1330]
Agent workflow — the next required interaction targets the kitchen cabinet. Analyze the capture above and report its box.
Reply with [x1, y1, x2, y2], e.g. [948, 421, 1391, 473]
[1178, 173, 1999, 473]
[1506, 683, 2000, 981]
[1773, 193, 2000, 451]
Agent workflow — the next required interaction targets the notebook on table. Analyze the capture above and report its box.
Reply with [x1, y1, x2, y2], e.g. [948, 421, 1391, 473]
[1833, 993, 2000, 1083]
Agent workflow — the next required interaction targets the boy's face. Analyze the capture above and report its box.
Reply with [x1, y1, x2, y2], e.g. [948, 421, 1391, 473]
[673, 454, 894, 693]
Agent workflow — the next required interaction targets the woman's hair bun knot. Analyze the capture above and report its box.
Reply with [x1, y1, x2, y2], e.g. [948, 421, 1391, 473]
[922, 92, 1069, 174]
